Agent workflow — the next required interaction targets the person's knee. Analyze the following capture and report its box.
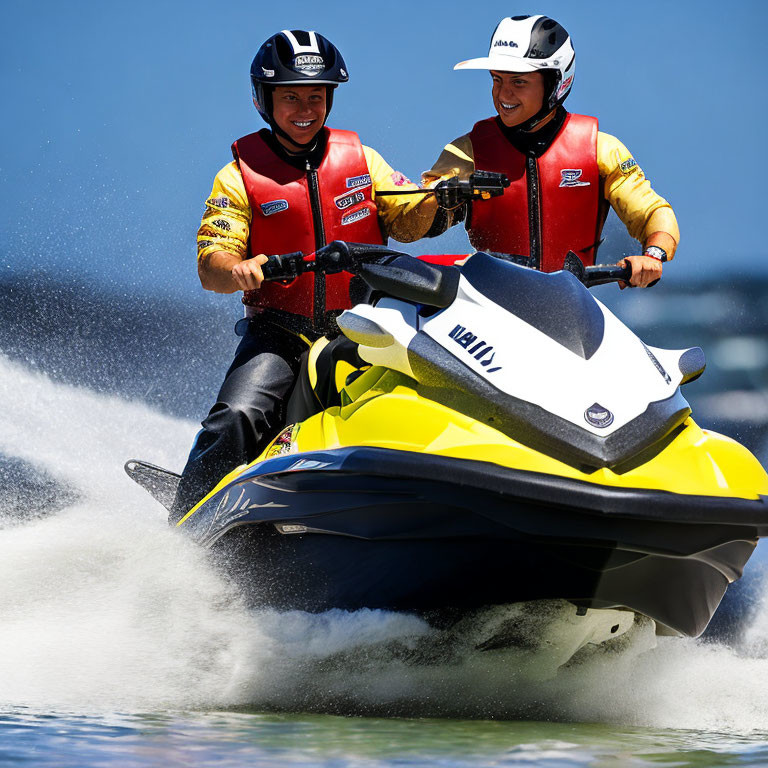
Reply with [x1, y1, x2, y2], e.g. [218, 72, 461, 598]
[204, 400, 271, 437]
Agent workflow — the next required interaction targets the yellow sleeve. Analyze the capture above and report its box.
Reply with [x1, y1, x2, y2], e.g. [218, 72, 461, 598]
[361, 136, 477, 242]
[598, 132, 680, 247]
[422, 134, 476, 183]
[364, 145, 437, 243]
[197, 161, 252, 262]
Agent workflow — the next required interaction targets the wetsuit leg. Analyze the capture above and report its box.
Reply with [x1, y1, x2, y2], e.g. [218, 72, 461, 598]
[170, 323, 307, 522]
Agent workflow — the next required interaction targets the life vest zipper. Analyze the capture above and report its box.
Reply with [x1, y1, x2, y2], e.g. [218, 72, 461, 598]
[306, 160, 327, 331]
[526, 154, 542, 270]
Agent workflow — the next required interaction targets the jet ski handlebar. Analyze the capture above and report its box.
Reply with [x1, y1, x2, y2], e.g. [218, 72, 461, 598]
[562, 251, 640, 288]
[260, 242, 637, 290]
[259, 241, 405, 282]
[582, 264, 633, 287]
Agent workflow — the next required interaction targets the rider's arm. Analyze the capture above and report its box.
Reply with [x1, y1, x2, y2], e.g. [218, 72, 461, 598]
[362, 146, 440, 243]
[196, 163, 266, 293]
[422, 134, 476, 184]
[599, 132, 680, 286]
[418, 134, 476, 237]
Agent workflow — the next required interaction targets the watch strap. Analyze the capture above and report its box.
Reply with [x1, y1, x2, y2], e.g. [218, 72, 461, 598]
[643, 245, 667, 262]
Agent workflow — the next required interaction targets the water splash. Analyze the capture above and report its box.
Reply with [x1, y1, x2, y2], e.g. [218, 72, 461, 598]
[2, 352, 768, 731]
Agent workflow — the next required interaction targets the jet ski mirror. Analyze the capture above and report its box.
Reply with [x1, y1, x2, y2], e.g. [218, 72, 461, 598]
[678, 346, 706, 385]
[563, 251, 587, 282]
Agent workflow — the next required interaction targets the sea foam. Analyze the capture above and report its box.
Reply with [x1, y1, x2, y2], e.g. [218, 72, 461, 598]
[2, 352, 768, 731]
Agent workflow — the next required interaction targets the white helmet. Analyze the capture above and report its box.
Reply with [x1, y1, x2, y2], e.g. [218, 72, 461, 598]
[455, 15, 575, 128]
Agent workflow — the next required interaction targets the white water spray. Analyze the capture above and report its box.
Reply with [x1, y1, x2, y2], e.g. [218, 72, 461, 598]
[2, 352, 768, 731]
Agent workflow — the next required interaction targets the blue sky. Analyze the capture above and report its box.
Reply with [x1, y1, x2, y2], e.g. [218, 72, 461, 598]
[2, 0, 766, 298]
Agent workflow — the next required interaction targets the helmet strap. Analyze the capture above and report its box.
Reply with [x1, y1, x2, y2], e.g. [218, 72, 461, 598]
[514, 106, 557, 134]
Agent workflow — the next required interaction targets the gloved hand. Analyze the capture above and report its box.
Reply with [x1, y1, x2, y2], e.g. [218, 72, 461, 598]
[433, 177, 464, 210]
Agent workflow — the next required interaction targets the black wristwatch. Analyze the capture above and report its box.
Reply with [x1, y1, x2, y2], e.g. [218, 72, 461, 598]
[643, 246, 668, 262]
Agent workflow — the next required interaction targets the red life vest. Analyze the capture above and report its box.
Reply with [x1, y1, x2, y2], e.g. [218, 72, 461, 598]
[232, 128, 385, 330]
[467, 113, 607, 272]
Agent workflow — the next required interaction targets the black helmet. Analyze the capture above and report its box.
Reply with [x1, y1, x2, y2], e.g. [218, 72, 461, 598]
[250, 29, 348, 139]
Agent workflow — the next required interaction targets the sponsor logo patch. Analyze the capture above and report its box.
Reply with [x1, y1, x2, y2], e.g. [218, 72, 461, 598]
[341, 207, 371, 226]
[260, 199, 289, 216]
[211, 218, 231, 231]
[334, 190, 365, 210]
[208, 196, 230, 208]
[620, 157, 638, 175]
[584, 403, 614, 428]
[448, 324, 502, 373]
[493, 39, 519, 48]
[262, 67, 275, 78]
[559, 169, 590, 188]
[293, 54, 324, 76]
[345, 173, 371, 189]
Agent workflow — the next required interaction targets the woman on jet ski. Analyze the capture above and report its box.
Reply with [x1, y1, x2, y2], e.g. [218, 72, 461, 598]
[173, 30, 436, 520]
[418, 15, 679, 288]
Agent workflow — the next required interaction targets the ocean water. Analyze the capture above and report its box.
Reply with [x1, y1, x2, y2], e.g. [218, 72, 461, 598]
[2, 280, 768, 766]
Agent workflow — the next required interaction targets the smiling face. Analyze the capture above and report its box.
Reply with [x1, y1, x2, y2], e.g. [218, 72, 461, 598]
[491, 70, 546, 128]
[271, 85, 327, 147]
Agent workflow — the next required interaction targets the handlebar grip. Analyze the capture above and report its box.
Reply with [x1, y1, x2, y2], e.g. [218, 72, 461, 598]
[321, 241, 416, 268]
[583, 264, 632, 287]
[260, 252, 305, 281]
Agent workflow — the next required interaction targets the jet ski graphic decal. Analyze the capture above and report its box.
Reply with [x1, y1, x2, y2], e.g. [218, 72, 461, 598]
[448, 324, 502, 373]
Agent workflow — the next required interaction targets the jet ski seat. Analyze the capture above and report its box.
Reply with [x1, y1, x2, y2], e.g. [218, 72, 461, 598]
[285, 335, 367, 425]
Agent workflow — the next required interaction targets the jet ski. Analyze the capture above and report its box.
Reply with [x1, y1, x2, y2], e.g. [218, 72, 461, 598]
[127, 241, 768, 655]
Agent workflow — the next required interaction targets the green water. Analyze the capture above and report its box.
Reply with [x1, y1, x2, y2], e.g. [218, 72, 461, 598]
[3, 710, 767, 767]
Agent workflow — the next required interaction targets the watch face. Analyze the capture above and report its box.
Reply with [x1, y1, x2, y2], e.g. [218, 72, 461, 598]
[644, 246, 667, 262]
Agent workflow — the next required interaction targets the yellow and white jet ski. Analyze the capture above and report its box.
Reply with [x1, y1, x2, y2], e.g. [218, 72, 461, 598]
[127, 242, 768, 647]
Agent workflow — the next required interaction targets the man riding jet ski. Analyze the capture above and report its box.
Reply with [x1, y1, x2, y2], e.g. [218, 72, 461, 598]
[415, 14, 678, 288]
[175, 29, 442, 521]
[127, 242, 768, 655]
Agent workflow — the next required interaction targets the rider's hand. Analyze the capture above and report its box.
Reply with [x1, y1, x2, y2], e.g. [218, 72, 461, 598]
[618, 255, 663, 289]
[231, 254, 269, 291]
[434, 177, 463, 210]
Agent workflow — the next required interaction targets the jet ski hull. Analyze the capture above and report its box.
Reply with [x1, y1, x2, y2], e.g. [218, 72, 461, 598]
[127, 249, 768, 646]
[182, 447, 765, 637]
